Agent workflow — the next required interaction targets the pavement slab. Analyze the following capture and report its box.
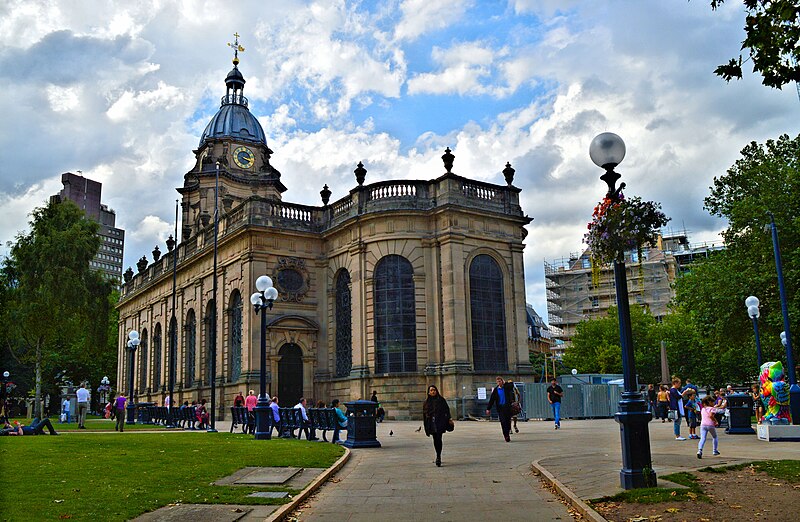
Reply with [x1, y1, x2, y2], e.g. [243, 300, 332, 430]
[295, 417, 795, 521]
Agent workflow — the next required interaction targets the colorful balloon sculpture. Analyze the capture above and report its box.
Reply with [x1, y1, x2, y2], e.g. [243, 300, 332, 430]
[759, 361, 791, 424]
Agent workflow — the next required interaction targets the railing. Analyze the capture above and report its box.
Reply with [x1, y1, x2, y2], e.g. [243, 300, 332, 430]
[121, 174, 524, 299]
[462, 181, 497, 201]
[331, 196, 353, 217]
[368, 182, 417, 200]
[270, 201, 313, 222]
[220, 94, 248, 107]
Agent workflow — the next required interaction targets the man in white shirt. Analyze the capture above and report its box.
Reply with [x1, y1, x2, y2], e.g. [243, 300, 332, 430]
[293, 398, 317, 440]
[76, 383, 90, 429]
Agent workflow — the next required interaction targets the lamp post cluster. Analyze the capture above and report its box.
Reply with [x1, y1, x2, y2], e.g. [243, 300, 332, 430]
[589, 132, 655, 490]
[250, 275, 279, 440]
[126, 331, 141, 424]
[745, 296, 763, 368]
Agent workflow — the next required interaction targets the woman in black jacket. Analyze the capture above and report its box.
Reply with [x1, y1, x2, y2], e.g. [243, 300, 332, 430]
[423, 385, 451, 467]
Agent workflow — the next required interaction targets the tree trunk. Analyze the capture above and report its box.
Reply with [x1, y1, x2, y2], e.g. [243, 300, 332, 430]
[35, 338, 42, 418]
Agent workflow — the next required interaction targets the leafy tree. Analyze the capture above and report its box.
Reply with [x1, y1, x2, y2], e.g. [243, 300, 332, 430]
[0, 199, 115, 416]
[563, 305, 664, 384]
[711, 0, 800, 89]
[673, 134, 799, 385]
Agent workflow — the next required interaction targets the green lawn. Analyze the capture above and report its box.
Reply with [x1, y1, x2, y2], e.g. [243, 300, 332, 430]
[9, 415, 192, 431]
[0, 432, 344, 521]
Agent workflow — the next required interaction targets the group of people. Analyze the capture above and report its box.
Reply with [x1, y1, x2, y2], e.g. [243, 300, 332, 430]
[422, 376, 541, 467]
[648, 376, 734, 458]
[232, 390, 349, 442]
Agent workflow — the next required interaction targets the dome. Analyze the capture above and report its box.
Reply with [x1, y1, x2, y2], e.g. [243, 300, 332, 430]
[198, 65, 266, 147]
[199, 103, 266, 146]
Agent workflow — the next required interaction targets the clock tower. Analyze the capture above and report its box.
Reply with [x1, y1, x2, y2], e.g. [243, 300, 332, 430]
[179, 34, 285, 241]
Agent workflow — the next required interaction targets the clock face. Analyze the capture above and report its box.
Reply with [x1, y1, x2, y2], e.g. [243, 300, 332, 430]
[233, 146, 255, 169]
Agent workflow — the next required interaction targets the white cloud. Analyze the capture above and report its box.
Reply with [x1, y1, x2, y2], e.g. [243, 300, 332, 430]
[394, 0, 471, 41]
[45, 84, 81, 112]
[106, 81, 186, 122]
[0, 0, 797, 321]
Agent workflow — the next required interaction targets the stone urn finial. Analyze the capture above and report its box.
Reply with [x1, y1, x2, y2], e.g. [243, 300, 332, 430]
[320, 184, 332, 206]
[152, 245, 161, 262]
[166, 234, 176, 252]
[354, 161, 367, 185]
[503, 162, 515, 185]
[123, 267, 134, 283]
[442, 147, 454, 174]
[136, 256, 148, 274]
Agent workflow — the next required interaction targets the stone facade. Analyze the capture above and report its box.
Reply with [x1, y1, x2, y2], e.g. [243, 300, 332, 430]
[116, 62, 533, 420]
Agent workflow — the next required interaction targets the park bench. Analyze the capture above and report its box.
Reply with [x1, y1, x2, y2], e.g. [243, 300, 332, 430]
[308, 407, 338, 442]
[229, 406, 254, 434]
[278, 407, 303, 438]
[178, 406, 197, 429]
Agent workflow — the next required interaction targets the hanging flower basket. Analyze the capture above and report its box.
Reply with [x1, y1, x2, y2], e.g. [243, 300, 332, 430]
[583, 192, 670, 265]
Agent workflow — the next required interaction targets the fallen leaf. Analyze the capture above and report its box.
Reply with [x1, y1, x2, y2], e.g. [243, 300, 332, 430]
[731, 505, 742, 509]
[665, 508, 680, 513]
[54, 500, 64, 504]
[670, 491, 677, 496]
[686, 492, 698, 500]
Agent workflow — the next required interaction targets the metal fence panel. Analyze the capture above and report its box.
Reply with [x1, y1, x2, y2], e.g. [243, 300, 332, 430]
[473, 382, 626, 420]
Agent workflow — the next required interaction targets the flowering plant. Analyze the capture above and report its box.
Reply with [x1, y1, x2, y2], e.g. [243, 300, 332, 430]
[583, 192, 670, 265]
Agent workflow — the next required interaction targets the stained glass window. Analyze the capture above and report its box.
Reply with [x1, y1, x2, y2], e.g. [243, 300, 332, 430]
[374, 255, 416, 373]
[185, 309, 196, 387]
[335, 270, 352, 377]
[153, 323, 162, 390]
[469, 255, 507, 371]
[229, 291, 243, 382]
[205, 300, 215, 386]
[139, 329, 148, 393]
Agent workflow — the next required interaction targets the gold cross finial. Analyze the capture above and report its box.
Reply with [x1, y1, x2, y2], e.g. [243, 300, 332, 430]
[227, 33, 245, 66]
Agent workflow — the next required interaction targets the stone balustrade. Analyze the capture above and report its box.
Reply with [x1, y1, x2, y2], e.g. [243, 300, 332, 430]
[120, 173, 523, 298]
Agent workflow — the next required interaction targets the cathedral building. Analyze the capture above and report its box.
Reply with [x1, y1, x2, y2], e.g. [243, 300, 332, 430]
[116, 50, 534, 419]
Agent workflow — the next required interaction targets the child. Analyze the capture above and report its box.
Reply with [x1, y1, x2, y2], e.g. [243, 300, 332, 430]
[697, 395, 721, 459]
[685, 391, 699, 439]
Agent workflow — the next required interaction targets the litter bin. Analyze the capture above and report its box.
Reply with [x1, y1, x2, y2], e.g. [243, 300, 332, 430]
[343, 400, 381, 448]
[725, 393, 755, 434]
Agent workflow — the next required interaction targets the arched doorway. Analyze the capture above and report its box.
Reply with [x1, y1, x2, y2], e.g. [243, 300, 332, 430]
[278, 343, 303, 408]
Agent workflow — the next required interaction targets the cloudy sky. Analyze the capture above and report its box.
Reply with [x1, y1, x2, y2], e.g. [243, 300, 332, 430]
[1, 0, 798, 322]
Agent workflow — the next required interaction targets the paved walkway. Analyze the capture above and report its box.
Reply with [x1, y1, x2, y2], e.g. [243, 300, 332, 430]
[296, 418, 796, 521]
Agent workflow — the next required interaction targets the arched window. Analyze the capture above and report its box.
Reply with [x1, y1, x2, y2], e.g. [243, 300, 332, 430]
[153, 323, 162, 390]
[228, 291, 243, 382]
[185, 309, 196, 387]
[205, 300, 215, 386]
[138, 329, 148, 393]
[374, 255, 416, 373]
[469, 254, 508, 371]
[168, 316, 177, 391]
[335, 269, 352, 377]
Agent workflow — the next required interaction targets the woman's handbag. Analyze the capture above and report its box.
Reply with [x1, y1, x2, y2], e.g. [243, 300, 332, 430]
[667, 410, 677, 421]
[511, 402, 522, 416]
[446, 418, 455, 432]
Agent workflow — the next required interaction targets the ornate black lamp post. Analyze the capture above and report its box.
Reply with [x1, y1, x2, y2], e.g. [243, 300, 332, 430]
[250, 276, 278, 440]
[1, 371, 10, 419]
[767, 215, 799, 424]
[745, 296, 763, 368]
[126, 331, 141, 424]
[589, 132, 655, 489]
[250, 275, 279, 440]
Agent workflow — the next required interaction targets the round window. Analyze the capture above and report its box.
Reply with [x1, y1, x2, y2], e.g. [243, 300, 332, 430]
[277, 268, 304, 293]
